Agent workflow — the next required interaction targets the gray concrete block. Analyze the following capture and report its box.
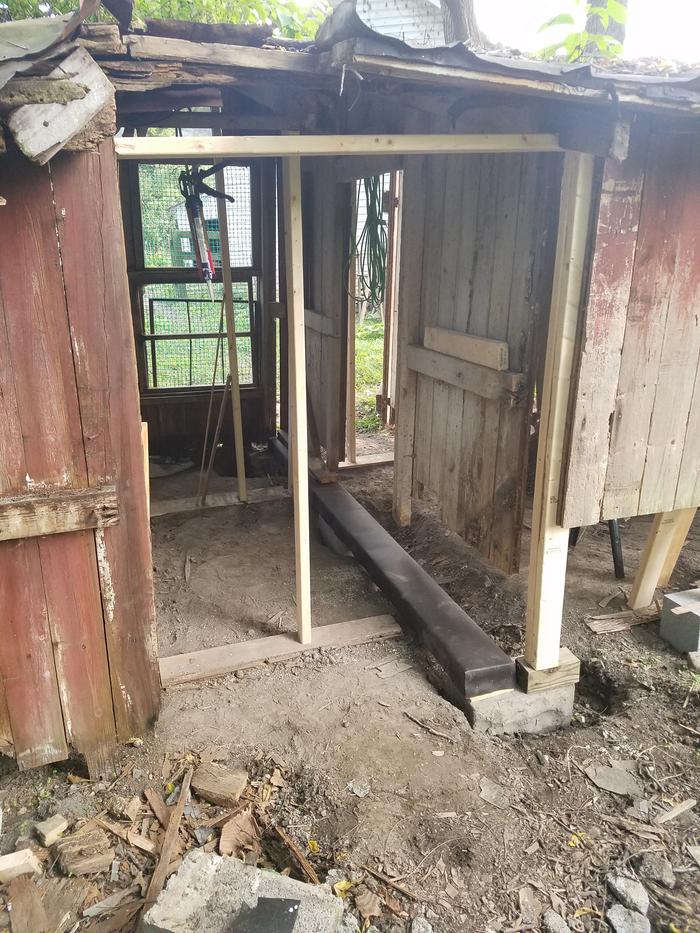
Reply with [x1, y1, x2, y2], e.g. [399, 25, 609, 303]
[659, 591, 700, 653]
[142, 849, 344, 933]
[465, 684, 575, 735]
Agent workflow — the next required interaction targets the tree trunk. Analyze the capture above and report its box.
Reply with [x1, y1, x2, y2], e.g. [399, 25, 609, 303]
[440, 0, 483, 46]
[586, 0, 628, 46]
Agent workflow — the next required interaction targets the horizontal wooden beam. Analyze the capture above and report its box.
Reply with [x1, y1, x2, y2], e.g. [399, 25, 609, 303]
[407, 345, 524, 404]
[150, 485, 288, 517]
[159, 614, 402, 686]
[305, 307, 338, 338]
[424, 326, 509, 371]
[0, 486, 118, 541]
[114, 133, 562, 161]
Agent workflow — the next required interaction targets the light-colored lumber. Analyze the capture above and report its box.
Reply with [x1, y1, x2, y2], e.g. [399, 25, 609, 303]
[0, 849, 42, 884]
[8, 48, 114, 164]
[159, 614, 402, 686]
[338, 452, 393, 472]
[406, 345, 523, 403]
[114, 133, 562, 161]
[424, 326, 510, 371]
[524, 152, 595, 670]
[215, 167, 247, 504]
[659, 507, 697, 586]
[629, 509, 698, 610]
[0, 486, 118, 541]
[191, 763, 247, 808]
[283, 155, 312, 644]
[35, 814, 69, 848]
[53, 829, 114, 877]
[516, 647, 581, 693]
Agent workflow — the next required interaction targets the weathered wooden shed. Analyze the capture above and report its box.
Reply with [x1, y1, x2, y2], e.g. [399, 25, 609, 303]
[1, 1, 700, 769]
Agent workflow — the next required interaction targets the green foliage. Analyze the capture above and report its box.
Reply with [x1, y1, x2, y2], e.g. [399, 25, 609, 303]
[538, 0, 627, 61]
[355, 314, 384, 434]
[3, 0, 328, 40]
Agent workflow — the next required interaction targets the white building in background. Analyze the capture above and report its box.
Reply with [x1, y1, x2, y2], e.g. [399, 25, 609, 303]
[332, 0, 445, 47]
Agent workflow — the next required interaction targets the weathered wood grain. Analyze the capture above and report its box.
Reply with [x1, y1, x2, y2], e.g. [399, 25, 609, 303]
[0, 487, 118, 541]
[561, 136, 647, 527]
[406, 346, 523, 401]
[51, 144, 161, 741]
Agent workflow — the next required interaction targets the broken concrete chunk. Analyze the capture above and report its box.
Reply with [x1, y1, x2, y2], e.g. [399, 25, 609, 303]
[411, 919, 434, 933]
[54, 828, 114, 877]
[191, 763, 247, 808]
[142, 849, 343, 933]
[606, 873, 649, 915]
[687, 650, 700, 672]
[606, 904, 650, 933]
[34, 813, 69, 847]
[634, 852, 676, 889]
[0, 849, 42, 884]
[542, 909, 572, 933]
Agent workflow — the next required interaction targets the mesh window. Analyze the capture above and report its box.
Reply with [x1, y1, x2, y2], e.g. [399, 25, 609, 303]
[142, 282, 254, 389]
[139, 163, 253, 268]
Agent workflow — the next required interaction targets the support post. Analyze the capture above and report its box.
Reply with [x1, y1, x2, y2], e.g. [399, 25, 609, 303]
[345, 191, 357, 464]
[629, 508, 697, 609]
[215, 168, 248, 504]
[524, 151, 595, 670]
[282, 156, 312, 644]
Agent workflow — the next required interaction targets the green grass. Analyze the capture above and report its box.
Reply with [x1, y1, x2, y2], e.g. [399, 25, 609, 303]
[354, 314, 384, 433]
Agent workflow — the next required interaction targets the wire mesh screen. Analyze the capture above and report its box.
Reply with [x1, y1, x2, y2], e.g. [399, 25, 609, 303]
[142, 282, 254, 389]
[139, 163, 253, 268]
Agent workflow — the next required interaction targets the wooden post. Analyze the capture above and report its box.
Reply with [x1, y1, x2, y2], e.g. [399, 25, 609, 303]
[524, 151, 595, 670]
[629, 508, 697, 609]
[215, 168, 247, 503]
[260, 159, 278, 436]
[345, 190, 357, 464]
[282, 156, 312, 645]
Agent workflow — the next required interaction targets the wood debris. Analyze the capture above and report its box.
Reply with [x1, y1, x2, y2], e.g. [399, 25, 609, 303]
[95, 817, 157, 855]
[218, 809, 260, 859]
[143, 767, 193, 911]
[107, 794, 141, 823]
[33, 815, 69, 848]
[585, 600, 661, 633]
[7, 875, 50, 933]
[191, 762, 248, 808]
[144, 786, 172, 829]
[272, 824, 321, 885]
[53, 828, 114, 877]
[0, 849, 42, 884]
[653, 797, 696, 825]
[354, 884, 382, 922]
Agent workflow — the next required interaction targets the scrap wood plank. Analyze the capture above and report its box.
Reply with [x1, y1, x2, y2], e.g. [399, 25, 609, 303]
[585, 600, 661, 633]
[150, 485, 288, 517]
[8, 48, 114, 164]
[424, 327, 509, 372]
[144, 767, 193, 909]
[51, 143, 162, 742]
[407, 345, 524, 403]
[561, 138, 647, 527]
[7, 875, 50, 933]
[0, 486, 118, 541]
[160, 615, 402, 687]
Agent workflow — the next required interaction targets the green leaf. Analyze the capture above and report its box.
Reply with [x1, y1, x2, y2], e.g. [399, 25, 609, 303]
[606, 0, 628, 24]
[537, 12, 575, 32]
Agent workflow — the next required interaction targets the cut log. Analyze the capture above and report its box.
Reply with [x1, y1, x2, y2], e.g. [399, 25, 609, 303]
[191, 763, 248, 808]
[7, 48, 114, 163]
[53, 829, 114, 877]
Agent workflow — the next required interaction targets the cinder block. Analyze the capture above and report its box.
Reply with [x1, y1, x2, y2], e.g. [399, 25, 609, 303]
[465, 684, 575, 735]
[659, 591, 700, 653]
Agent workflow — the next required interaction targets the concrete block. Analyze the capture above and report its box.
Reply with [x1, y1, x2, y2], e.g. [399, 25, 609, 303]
[465, 684, 575, 735]
[659, 591, 700, 653]
[143, 849, 344, 933]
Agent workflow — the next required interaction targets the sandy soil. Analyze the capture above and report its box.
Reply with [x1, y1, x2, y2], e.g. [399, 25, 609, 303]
[1, 464, 698, 933]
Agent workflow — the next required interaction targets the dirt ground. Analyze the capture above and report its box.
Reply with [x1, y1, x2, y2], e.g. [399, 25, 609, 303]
[1, 460, 699, 932]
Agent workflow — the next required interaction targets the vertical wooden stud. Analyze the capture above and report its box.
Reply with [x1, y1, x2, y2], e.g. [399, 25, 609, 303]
[346, 188, 357, 464]
[215, 168, 248, 504]
[524, 152, 595, 670]
[282, 156, 312, 645]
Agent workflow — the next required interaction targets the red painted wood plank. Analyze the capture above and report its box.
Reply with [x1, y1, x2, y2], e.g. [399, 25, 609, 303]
[50, 145, 161, 740]
[0, 678, 13, 756]
[562, 131, 648, 527]
[0, 540, 68, 769]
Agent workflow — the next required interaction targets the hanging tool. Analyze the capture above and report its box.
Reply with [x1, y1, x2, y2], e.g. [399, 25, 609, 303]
[178, 162, 235, 300]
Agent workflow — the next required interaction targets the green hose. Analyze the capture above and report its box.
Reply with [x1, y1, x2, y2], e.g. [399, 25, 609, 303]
[348, 175, 388, 314]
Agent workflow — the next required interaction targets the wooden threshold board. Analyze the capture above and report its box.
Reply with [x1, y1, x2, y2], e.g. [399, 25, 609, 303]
[338, 452, 394, 472]
[159, 614, 402, 686]
[150, 485, 288, 518]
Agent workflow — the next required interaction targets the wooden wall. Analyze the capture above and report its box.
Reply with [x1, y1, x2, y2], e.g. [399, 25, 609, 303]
[562, 128, 700, 527]
[0, 144, 161, 775]
[398, 151, 562, 573]
[302, 159, 351, 471]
